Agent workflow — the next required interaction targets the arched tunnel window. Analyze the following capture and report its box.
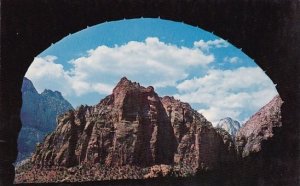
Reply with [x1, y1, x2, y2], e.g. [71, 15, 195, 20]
[15, 18, 281, 184]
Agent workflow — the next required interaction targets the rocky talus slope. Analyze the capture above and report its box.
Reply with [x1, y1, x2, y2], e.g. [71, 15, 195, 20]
[16, 77, 235, 183]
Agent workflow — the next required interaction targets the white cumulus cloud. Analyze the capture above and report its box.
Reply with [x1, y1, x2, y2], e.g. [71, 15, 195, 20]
[194, 39, 229, 51]
[25, 37, 277, 124]
[69, 37, 214, 90]
[25, 56, 73, 96]
[174, 67, 277, 126]
[26, 37, 215, 105]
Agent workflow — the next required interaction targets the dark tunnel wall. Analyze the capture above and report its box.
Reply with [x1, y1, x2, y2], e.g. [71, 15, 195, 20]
[1, 0, 300, 185]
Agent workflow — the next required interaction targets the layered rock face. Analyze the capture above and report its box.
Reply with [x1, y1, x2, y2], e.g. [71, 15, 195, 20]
[216, 117, 241, 137]
[18, 78, 73, 161]
[32, 77, 177, 168]
[16, 79, 284, 183]
[235, 95, 283, 157]
[30, 78, 234, 174]
[161, 97, 235, 172]
[21, 78, 73, 132]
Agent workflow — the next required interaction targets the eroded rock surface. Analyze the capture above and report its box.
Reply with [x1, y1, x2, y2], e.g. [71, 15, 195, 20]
[31, 77, 177, 168]
[18, 78, 237, 183]
[18, 77, 73, 162]
[235, 95, 283, 157]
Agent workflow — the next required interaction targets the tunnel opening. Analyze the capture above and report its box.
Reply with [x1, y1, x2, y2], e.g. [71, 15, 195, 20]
[1, 1, 299, 185]
[15, 18, 283, 184]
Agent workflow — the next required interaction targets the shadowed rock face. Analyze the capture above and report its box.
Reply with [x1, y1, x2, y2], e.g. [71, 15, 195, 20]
[21, 78, 73, 132]
[235, 95, 283, 157]
[161, 96, 235, 172]
[18, 78, 73, 162]
[30, 78, 234, 173]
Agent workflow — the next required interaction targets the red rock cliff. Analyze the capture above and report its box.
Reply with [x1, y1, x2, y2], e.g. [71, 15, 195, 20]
[31, 78, 235, 173]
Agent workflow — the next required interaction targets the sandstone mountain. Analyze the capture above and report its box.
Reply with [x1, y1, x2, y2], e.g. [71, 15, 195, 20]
[216, 117, 241, 137]
[18, 77, 73, 162]
[235, 95, 283, 157]
[161, 96, 236, 173]
[17, 77, 235, 183]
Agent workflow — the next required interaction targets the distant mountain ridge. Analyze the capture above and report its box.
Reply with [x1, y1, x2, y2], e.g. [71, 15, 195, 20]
[216, 117, 241, 137]
[18, 77, 73, 162]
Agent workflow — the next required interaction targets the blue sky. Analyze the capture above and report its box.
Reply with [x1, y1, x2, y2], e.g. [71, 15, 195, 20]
[25, 18, 277, 125]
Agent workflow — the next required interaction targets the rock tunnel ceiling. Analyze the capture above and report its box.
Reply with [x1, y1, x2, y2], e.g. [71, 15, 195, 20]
[1, 0, 299, 185]
[14, 18, 282, 183]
